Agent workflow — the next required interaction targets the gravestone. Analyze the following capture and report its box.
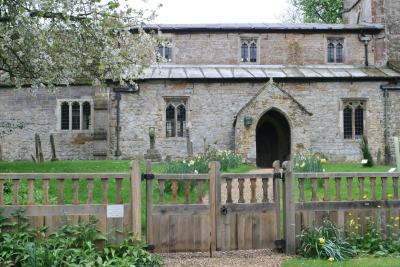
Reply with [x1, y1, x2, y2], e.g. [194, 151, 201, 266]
[144, 127, 161, 162]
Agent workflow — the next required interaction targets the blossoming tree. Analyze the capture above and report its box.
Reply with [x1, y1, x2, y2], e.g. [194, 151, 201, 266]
[0, 0, 159, 90]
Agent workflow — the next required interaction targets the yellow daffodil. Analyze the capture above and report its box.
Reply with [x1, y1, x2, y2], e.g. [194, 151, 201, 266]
[350, 219, 355, 226]
[388, 194, 393, 199]
[328, 257, 334, 262]
[355, 226, 359, 230]
[320, 158, 327, 164]
[396, 217, 399, 220]
[319, 237, 325, 244]
[363, 195, 367, 200]
[348, 212, 352, 216]
[377, 205, 381, 208]
[300, 162, 305, 168]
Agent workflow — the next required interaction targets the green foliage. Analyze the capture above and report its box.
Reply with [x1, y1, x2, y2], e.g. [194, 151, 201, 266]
[360, 135, 374, 167]
[293, 151, 327, 173]
[348, 215, 400, 257]
[298, 218, 356, 261]
[291, 0, 343, 23]
[162, 148, 242, 174]
[0, 208, 162, 266]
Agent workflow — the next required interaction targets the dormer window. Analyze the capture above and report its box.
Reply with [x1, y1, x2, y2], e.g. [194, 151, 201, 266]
[240, 39, 257, 63]
[327, 39, 344, 63]
[158, 43, 173, 62]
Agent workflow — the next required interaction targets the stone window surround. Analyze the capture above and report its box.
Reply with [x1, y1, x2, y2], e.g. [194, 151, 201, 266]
[56, 99, 94, 132]
[238, 35, 259, 64]
[339, 98, 367, 141]
[326, 37, 346, 64]
[163, 96, 190, 139]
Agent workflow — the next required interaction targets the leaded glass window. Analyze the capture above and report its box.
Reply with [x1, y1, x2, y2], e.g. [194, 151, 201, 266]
[59, 100, 92, 131]
[165, 98, 188, 138]
[343, 100, 365, 139]
[327, 39, 345, 63]
[240, 39, 257, 63]
[61, 102, 69, 130]
[158, 43, 173, 62]
[328, 43, 335, 63]
[343, 106, 353, 139]
[166, 105, 175, 137]
[71, 102, 80, 130]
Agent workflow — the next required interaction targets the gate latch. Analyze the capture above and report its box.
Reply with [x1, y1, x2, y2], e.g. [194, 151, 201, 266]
[273, 172, 283, 180]
[220, 206, 228, 215]
[141, 174, 155, 181]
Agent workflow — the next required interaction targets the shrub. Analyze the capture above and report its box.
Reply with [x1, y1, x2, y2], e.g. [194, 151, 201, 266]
[360, 135, 374, 167]
[298, 218, 356, 261]
[0, 208, 162, 266]
[293, 151, 327, 173]
[347, 215, 400, 257]
[162, 148, 242, 174]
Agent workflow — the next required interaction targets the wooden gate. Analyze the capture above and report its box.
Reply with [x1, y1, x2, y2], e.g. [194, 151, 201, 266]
[145, 161, 282, 253]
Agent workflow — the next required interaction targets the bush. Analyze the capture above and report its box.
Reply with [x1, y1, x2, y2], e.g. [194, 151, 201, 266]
[360, 135, 374, 167]
[0, 208, 162, 266]
[293, 151, 327, 173]
[298, 218, 356, 261]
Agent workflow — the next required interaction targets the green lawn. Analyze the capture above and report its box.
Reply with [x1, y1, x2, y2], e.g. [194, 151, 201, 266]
[294, 164, 396, 202]
[282, 257, 400, 267]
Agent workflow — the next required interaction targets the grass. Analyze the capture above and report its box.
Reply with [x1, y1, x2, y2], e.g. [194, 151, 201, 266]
[282, 256, 400, 267]
[294, 163, 396, 202]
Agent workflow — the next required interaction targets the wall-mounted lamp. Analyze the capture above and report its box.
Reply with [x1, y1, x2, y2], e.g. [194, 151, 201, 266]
[244, 116, 253, 127]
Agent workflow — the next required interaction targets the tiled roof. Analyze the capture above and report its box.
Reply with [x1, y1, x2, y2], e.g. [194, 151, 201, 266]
[139, 64, 400, 80]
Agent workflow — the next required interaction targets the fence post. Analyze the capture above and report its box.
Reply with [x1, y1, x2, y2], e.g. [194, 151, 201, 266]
[209, 161, 221, 256]
[394, 137, 400, 171]
[283, 160, 296, 254]
[272, 160, 281, 240]
[145, 160, 153, 245]
[131, 160, 141, 238]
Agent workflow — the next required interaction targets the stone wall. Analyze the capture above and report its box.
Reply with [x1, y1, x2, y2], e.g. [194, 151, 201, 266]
[118, 80, 387, 163]
[166, 32, 376, 66]
[0, 86, 99, 161]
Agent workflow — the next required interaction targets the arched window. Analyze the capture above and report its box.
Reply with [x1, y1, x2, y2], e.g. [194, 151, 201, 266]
[241, 42, 248, 62]
[166, 105, 175, 137]
[61, 102, 69, 130]
[355, 105, 364, 138]
[177, 104, 186, 137]
[327, 43, 335, 63]
[82, 101, 91, 130]
[336, 43, 344, 63]
[71, 102, 80, 130]
[343, 106, 353, 139]
[250, 42, 257, 62]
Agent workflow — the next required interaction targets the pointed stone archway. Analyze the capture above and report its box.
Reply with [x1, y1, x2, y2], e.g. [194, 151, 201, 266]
[256, 109, 291, 168]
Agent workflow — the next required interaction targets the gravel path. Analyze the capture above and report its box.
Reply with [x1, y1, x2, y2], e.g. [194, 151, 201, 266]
[161, 249, 291, 267]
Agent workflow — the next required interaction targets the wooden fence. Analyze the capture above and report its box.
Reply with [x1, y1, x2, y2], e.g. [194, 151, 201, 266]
[283, 161, 400, 254]
[2, 160, 399, 255]
[0, 162, 142, 244]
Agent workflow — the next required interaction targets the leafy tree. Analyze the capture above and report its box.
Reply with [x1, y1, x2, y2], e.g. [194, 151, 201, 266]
[0, 0, 160, 91]
[289, 0, 343, 24]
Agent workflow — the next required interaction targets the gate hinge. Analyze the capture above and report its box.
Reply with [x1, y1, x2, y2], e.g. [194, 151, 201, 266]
[141, 173, 155, 181]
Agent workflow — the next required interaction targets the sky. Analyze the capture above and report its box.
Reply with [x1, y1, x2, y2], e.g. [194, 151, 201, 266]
[133, 0, 290, 24]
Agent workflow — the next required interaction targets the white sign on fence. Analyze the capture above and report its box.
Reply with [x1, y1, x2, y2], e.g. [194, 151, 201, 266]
[361, 159, 368, 164]
[107, 204, 124, 218]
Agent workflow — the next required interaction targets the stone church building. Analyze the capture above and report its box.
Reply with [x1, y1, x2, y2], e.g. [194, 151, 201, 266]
[1, 0, 400, 167]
